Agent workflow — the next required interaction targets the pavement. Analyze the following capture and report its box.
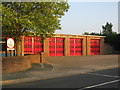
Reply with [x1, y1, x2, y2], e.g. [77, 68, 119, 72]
[1, 54, 119, 86]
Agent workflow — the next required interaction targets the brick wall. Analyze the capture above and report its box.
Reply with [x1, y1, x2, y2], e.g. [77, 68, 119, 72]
[44, 38, 49, 57]
[103, 43, 114, 54]
[2, 54, 42, 73]
[100, 37, 105, 55]
[82, 36, 87, 56]
[64, 37, 70, 56]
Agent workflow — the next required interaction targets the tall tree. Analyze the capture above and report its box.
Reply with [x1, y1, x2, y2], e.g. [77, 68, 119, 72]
[101, 22, 119, 52]
[102, 22, 113, 35]
[2, 1, 70, 56]
[2, 2, 69, 39]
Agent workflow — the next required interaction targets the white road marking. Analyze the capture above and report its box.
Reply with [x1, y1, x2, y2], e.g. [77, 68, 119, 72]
[79, 79, 120, 90]
[87, 73, 119, 78]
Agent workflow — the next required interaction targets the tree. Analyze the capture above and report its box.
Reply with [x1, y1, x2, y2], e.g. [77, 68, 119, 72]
[82, 22, 119, 53]
[82, 32, 90, 35]
[2, 2, 70, 39]
[90, 32, 100, 35]
[101, 22, 117, 43]
[101, 22, 119, 53]
[82, 32, 100, 36]
[2, 1, 70, 56]
[102, 22, 114, 36]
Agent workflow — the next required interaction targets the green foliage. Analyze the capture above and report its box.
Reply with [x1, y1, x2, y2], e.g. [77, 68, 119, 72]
[82, 32, 100, 36]
[2, 2, 70, 40]
[82, 22, 120, 52]
[105, 34, 120, 51]
[101, 22, 116, 36]
[82, 32, 90, 35]
[101, 22, 119, 51]
[101, 22, 117, 44]
[89, 32, 100, 35]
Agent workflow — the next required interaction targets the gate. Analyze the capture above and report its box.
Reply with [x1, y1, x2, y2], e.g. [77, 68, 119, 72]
[70, 38, 82, 56]
[24, 36, 43, 54]
[90, 39, 100, 55]
[49, 37, 64, 56]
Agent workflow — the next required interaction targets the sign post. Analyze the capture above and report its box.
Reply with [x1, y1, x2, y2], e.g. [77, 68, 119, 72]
[7, 38, 15, 56]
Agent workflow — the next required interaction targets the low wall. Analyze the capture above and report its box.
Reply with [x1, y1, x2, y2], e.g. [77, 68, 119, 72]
[103, 44, 114, 54]
[2, 54, 41, 73]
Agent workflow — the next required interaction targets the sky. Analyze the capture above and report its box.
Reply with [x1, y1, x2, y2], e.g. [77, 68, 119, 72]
[55, 0, 118, 35]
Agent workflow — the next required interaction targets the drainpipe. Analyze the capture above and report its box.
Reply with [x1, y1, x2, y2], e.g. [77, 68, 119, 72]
[86, 36, 87, 55]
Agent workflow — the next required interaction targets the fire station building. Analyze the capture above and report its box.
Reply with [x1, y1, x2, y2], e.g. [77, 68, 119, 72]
[23, 34, 105, 57]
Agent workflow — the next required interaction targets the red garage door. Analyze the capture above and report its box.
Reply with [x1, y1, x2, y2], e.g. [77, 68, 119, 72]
[24, 36, 33, 54]
[24, 36, 43, 54]
[49, 37, 64, 56]
[33, 37, 43, 54]
[70, 38, 82, 56]
[90, 39, 100, 55]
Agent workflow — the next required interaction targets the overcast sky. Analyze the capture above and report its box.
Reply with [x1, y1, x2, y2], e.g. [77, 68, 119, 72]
[55, 0, 118, 35]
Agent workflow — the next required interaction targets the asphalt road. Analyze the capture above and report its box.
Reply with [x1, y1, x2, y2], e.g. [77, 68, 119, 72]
[3, 68, 119, 89]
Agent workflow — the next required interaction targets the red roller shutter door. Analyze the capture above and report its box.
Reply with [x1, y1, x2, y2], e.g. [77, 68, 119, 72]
[33, 37, 43, 54]
[24, 36, 33, 54]
[90, 39, 100, 55]
[24, 36, 43, 54]
[70, 38, 82, 56]
[49, 38, 55, 56]
[49, 37, 64, 56]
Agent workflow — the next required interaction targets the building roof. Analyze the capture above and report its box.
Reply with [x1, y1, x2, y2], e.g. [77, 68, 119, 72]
[55, 34, 106, 38]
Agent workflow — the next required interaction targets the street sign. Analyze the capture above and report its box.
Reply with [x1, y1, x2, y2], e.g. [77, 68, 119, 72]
[7, 38, 15, 50]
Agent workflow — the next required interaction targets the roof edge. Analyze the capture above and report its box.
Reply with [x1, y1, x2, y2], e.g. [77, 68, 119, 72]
[55, 34, 106, 38]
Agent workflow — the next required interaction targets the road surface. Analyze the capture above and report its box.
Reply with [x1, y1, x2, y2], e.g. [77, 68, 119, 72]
[3, 68, 119, 89]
